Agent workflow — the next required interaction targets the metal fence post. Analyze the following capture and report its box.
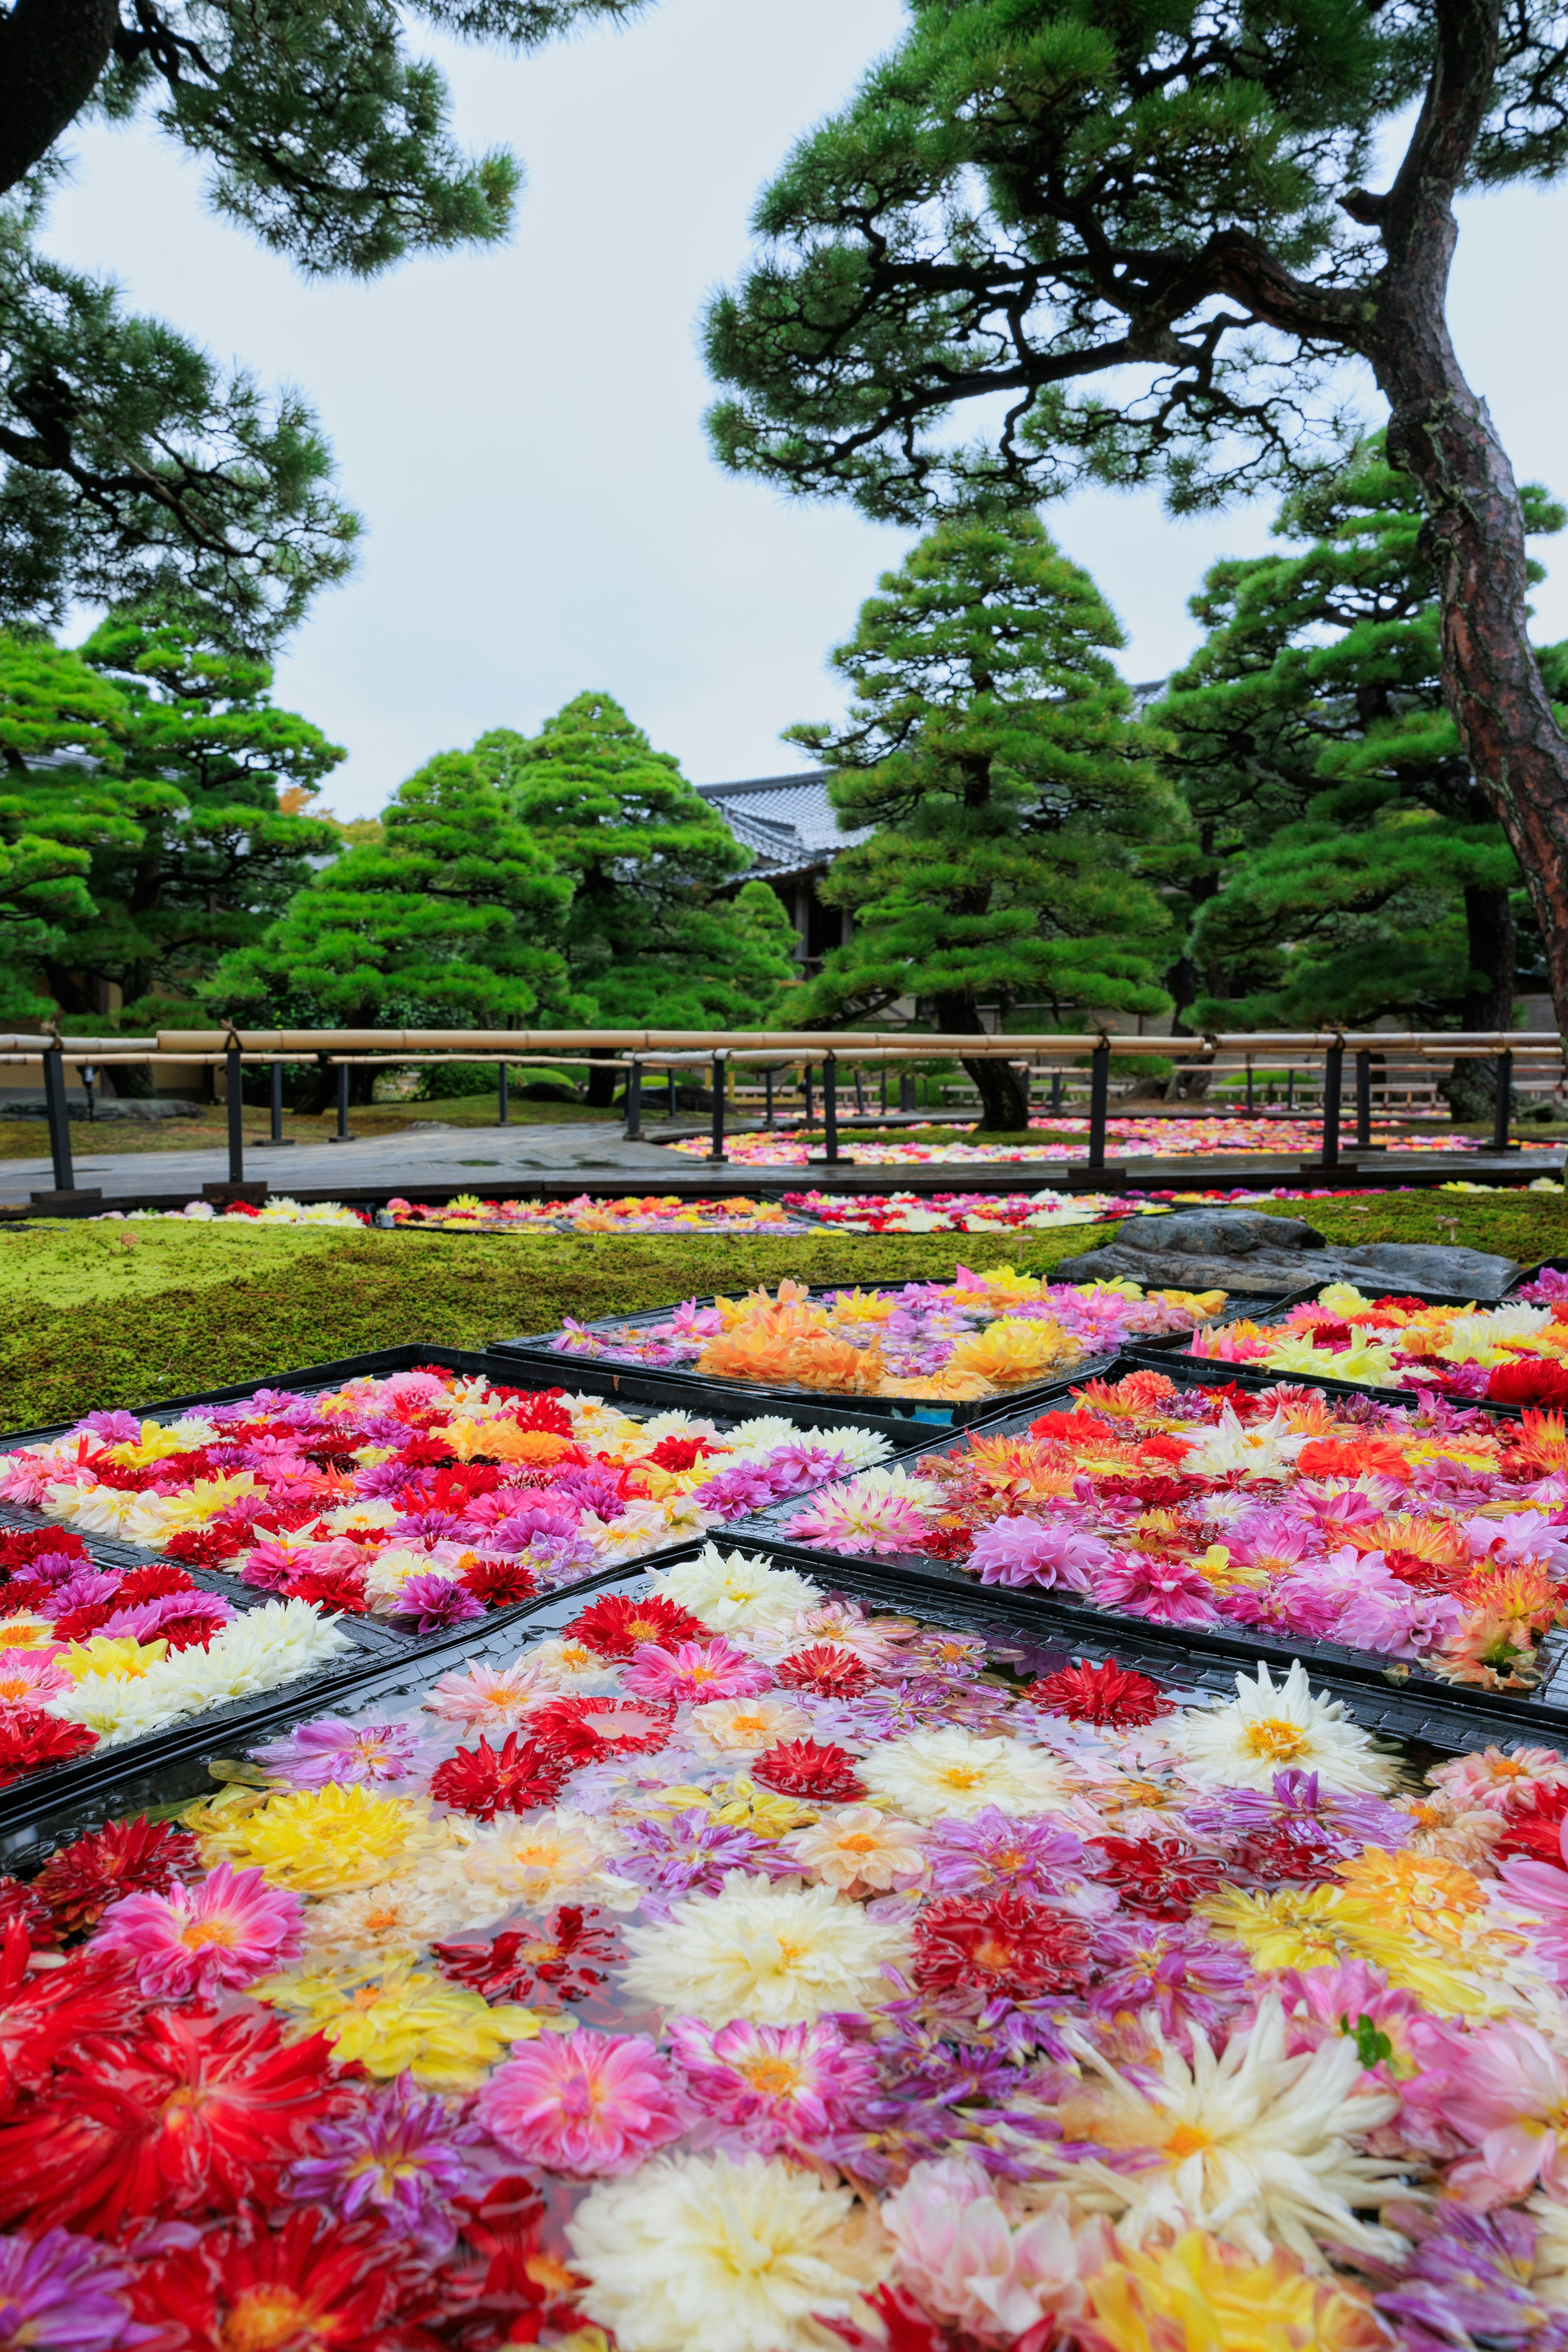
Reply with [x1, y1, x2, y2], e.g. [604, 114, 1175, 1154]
[225, 1039, 245, 1184]
[1245, 1055, 1254, 1114]
[823, 1054, 840, 1162]
[42, 1041, 74, 1192]
[706, 1052, 727, 1161]
[1494, 1049, 1514, 1152]
[336, 1063, 351, 1142]
[270, 1062, 284, 1144]
[498, 1062, 510, 1126]
[803, 1062, 814, 1123]
[1050, 1068, 1063, 1114]
[1321, 1039, 1343, 1168]
[624, 1058, 642, 1141]
[764, 1065, 775, 1130]
[1088, 1039, 1110, 1169]
[1355, 1049, 1372, 1147]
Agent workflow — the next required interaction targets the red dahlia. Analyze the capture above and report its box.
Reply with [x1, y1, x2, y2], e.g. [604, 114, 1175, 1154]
[1027, 1659, 1174, 1729]
[914, 1524, 976, 1562]
[34, 1815, 200, 1931]
[1498, 1783, 1568, 1866]
[775, 1644, 872, 1697]
[128, 2207, 426, 2351]
[113, 1563, 197, 1605]
[458, 1555, 541, 1609]
[444, 2173, 581, 2336]
[45, 1602, 118, 1643]
[526, 1696, 674, 1763]
[1089, 1836, 1225, 1919]
[914, 1892, 1093, 1998]
[1488, 1359, 1568, 1408]
[646, 1433, 719, 1472]
[752, 1740, 865, 1802]
[0, 2008, 344, 2234]
[0, 1528, 87, 1574]
[1238, 1829, 1345, 1884]
[433, 1905, 622, 2003]
[283, 1564, 369, 1614]
[565, 1591, 707, 1659]
[0, 1708, 96, 1788]
[0, 1926, 147, 2112]
[430, 1734, 568, 1820]
[0, 1876, 56, 1946]
[162, 1527, 245, 1569]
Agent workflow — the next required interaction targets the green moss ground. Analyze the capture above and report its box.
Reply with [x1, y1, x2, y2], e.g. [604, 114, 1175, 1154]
[2, 1186, 1562, 1433]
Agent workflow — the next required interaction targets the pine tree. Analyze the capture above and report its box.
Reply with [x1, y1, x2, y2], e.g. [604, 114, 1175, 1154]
[209, 751, 579, 1092]
[23, 610, 346, 1029]
[477, 694, 794, 1102]
[784, 511, 1179, 1130]
[1156, 441, 1567, 1080]
[0, 631, 139, 1020]
[703, 0, 1568, 1039]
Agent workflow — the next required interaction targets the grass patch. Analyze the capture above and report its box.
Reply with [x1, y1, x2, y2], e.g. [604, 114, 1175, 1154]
[0, 1225, 1106, 1432]
[3, 1187, 1561, 1434]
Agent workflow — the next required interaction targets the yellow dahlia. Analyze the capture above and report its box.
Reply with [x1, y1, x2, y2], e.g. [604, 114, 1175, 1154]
[1198, 1884, 1490, 2015]
[197, 1783, 452, 1893]
[256, 1964, 552, 2087]
[56, 1634, 167, 1682]
[1332, 1846, 1490, 1947]
[1079, 2228, 1385, 2352]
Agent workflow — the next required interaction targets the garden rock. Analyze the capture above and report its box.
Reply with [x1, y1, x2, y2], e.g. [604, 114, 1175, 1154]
[1056, 1206, 1520, 1300]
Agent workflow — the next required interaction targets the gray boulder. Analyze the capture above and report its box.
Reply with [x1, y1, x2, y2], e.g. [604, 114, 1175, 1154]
[1056, 1207, 1520, 1301]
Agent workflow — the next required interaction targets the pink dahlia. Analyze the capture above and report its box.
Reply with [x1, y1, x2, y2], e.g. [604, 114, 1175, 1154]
[968, 1517, 1109, 1591]
[476, 2027, 687, 2175]
[0, 1649, 72, 1709]
[93, 1863, 306, 1997]
[666, 2016, 877, 2152]
[1090, 1553, 1218, 1627]
[621, 1637, 772, 1703]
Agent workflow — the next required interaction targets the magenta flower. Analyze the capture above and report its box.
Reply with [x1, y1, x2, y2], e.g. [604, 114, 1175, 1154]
[0, 1649, 73, 1708]
[93, 1862, 305, 1997]
[477, 2028, 688, 2175]
[396, 1574, 486, 1632]
[667, 2016, 878, 2152]
[252, 1715, 430, 1788]
[622, 1637, 772, 1703]
[969, 1516, 1109, 1590]
[1090, 1552, 1218, 1627]
[285, 2074, 482, 2258]
[1087, 1922, 1252, 2048]
[689, 1465, 782, 1517]
[0, 2225, 138, 2349]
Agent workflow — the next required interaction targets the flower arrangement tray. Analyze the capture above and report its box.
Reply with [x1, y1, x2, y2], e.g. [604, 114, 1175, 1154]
[720, 1355, 1568, 1735]
[491, 1272, 1208, 1438]
[1123, 1295, 1534, 1417]
[0, 1545, 1518, 1886]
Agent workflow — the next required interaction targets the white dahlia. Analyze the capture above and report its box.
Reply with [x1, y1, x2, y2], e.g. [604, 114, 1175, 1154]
[621, 1870, 910, 2024]
[461, 1808, 640, 1911]
[859, 1728, 1079, 1823]
[567, 2149, 887, 2352]
[1172, 1661, 1400, 1795]
[686, 1695, 815, 1753]
[1049, 1998, 1408, 2267]
[653, 1547, 824, 1633]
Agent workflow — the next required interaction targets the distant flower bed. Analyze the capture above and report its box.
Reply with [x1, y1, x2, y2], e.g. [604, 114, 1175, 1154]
[549, 1270, 1226, 1403]
[7, 1550, 1568, 2350]
[98, 1198, 370, 1226]
[0, 1521, 350, 1776]
[670, 1116, 1488, 1166]
[783, 1184, 1413, 1233]
[0, 1367, 891, 1629]
[385, 1192, 820, 1234]
[776, 1364, 1568, 1689]
[1192, 1279, 1568, 1405]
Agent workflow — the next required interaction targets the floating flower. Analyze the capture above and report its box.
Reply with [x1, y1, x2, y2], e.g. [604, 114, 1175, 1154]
[566, 2149, 887, 2352]
[1082, 2228, 1384, 2352]
[568, 1591, 708, 1657]
[779, 1806, 927, 1895]
[250, 1714, 430, 1789]
[753, 1739, 865, 1802]
[478, 2026, 688, 2174]
[433, 1907, 623, 2003]
[687, 1695, 815, 1753]
[0, 2226, 143, 2352]
[461, 1809, 640, 1911]
[254, 1964, 547, 2089]
[668, 2015, 878, 2152]
[283, 2072, 482, 2254]
[621, 1871, 911, 2024]
[0, 1707, 96, 1786]
[882, 2156, 1114, 2343]
[859, 1728, 1078, 1823]
[1029, 1659, 1174, 1729]
[430, 1733, 569, 1820]
[623, 1637, 773, 1704]
[914, 1891, 1094, 1999]
[198, 1784, 450, 1893]
[1174, 1663, 1401, 1795]
[33, 1815, 198, 1931]
[94, 1863, 305, 1997]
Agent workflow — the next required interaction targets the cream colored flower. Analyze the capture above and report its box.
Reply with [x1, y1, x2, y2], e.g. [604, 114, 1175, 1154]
[621, 1870, 910, 2024]
[859, 1728, 1078, 1824]
[303, 1862, 505, 1962]
[1048, 1998, 1407, 2269]
[523, 1636, 619, 1688]
[779, 1806, 926, 1895]
[653, 1547, 824, 1633]
[686, 1695, 815, 1753]
[567, 2150, 888, 2352]
[1172, 1662, 1401, 1795]
[461, 1808, 640, 1911]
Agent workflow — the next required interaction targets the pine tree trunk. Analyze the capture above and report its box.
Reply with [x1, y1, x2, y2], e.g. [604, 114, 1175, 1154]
[585, 1063, 618, 1110]
[1358, 0, 1568, 1038]
[935, 993, 1029, 1129]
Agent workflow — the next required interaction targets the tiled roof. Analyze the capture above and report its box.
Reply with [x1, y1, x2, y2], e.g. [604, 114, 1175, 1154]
[693, 772, 872, 878]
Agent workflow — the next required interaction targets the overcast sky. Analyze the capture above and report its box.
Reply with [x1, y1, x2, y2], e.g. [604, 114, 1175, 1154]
[40, 0, 1568, 819]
